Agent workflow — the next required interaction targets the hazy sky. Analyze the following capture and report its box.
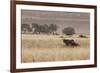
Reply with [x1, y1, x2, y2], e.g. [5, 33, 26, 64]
[21, 10, 90, 34]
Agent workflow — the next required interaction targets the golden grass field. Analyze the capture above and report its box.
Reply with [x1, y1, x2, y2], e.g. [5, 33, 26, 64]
[21, 34, 90, 63]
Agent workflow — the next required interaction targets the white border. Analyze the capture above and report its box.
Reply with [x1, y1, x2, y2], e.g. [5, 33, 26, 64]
[16, 5, 94, 69]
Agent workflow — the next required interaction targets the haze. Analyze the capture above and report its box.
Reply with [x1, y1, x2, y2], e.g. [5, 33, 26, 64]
[21, 10, 90, 34]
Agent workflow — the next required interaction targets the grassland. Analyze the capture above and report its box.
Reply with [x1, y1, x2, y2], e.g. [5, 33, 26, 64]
[21, 34, 90, 63]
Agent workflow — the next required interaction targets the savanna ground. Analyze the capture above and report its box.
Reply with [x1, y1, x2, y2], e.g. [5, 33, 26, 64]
[21, 34, 90, 63]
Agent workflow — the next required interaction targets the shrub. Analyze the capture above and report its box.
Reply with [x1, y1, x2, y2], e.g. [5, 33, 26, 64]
[79, 35, 87, 38]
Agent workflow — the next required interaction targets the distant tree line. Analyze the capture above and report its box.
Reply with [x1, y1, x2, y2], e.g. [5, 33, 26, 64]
[21, 23, 75, 36]
[21, 23, 58, 34]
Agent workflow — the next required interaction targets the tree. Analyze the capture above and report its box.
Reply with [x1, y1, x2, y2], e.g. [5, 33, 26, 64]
[42, 24, 49, 34]
[31, 23, 58, 34]
[37, 24, 50, 34]
[32, 23, 38, 28]
[62, 27, 75, 36]
[21, 24, 32, 33]
[32, 23, 48, 34]
[32, 23, 39, 34]
[49, 24, 57, 34]
[38, 25, 45, 34]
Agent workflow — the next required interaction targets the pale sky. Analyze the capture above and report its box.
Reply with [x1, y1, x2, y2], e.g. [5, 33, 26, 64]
[21, 10, 90, 34]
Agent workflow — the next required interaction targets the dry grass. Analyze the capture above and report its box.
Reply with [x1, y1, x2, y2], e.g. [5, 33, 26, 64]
[21, 34, 90, 63]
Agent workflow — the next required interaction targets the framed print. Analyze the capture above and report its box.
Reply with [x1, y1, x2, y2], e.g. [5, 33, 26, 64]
[10, 0, 97, 73]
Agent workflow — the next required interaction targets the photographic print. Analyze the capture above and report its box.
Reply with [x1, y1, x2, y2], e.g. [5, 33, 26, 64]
[21, 10, 90, 63]
[11, 1, 97, 72]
